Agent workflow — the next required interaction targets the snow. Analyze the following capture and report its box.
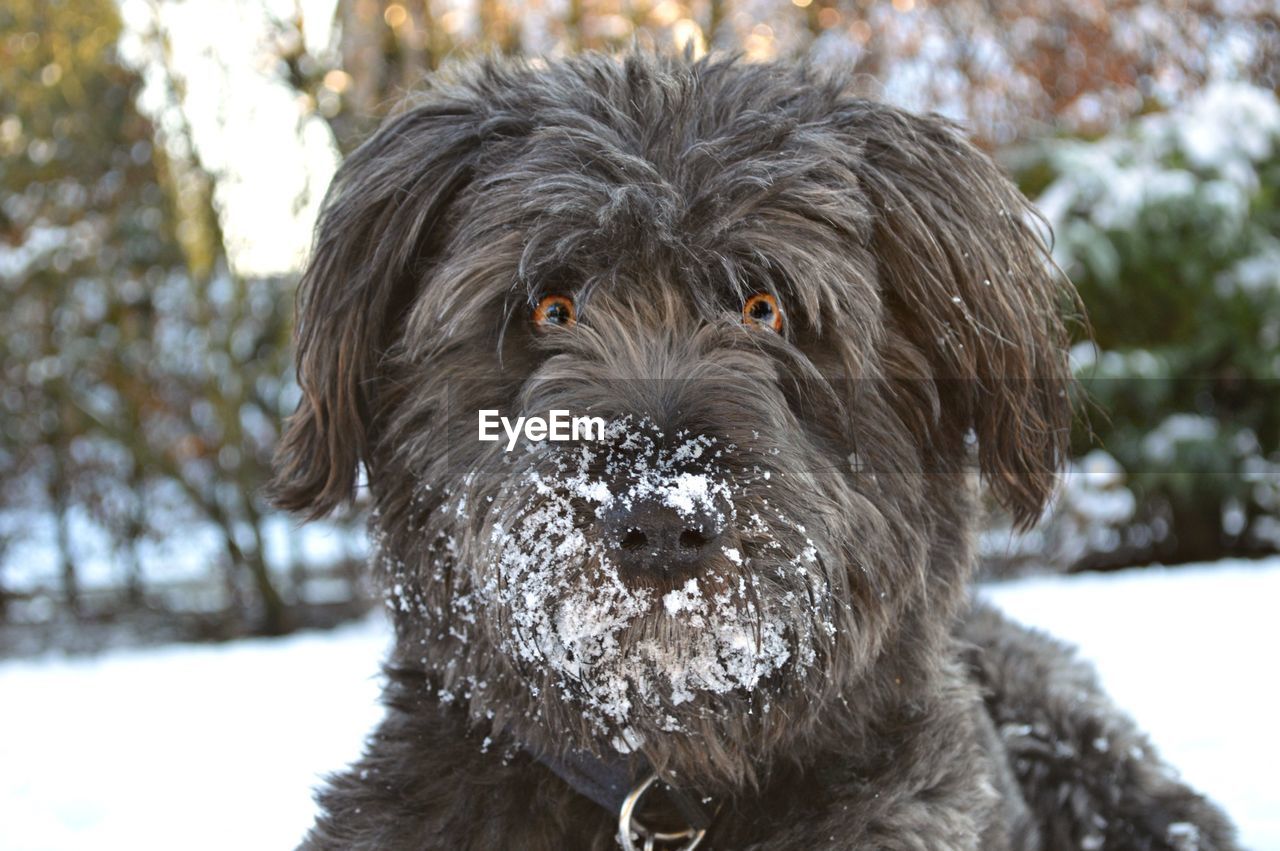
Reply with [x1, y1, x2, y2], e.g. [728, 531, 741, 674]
[471, 418, 809, 737]
[1, 507, 365, 599]
[0, 618, 389, 851]
[1036, 82, 1280, 294]
[2, 560, 1277, 850]
[1141, 413, 1222, 464]
[982, 560, 1280, 851]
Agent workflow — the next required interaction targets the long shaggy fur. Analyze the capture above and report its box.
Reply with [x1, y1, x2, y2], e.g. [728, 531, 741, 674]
[272, 52, 1239, 850]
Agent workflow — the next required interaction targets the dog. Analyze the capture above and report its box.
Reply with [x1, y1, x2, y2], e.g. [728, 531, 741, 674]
[272, 52, 1239, 850]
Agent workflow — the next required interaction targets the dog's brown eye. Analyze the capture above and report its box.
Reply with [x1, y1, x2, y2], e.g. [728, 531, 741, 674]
[743, 293, 783, 332]
[533, 295, 576, 329]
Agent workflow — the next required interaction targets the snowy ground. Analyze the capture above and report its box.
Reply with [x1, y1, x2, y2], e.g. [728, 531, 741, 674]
[984, 561, 1280, 851]
[2, 560, 1277, 851]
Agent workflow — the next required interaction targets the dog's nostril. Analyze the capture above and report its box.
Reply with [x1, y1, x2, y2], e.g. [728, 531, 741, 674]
[620, 528, 648, 550]
[604, 500, 728, 570]
[678, 528, 710, 550]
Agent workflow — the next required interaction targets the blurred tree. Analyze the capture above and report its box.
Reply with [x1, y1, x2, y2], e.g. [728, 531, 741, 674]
[1, 0, 184, 617]
[2, 0, 308, 636]
[272, 0, 1277, 155]
[1031, 82, 1280, 569]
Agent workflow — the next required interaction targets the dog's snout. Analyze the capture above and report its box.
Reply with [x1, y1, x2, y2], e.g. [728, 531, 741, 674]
[603, 500, 725, 575]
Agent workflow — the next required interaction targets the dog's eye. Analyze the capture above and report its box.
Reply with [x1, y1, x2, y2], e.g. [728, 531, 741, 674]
[743, 293, 783, 332]
[533, 295, 576, 329]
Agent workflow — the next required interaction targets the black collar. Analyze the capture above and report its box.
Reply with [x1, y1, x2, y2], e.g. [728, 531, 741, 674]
[528, 744, 716, 832]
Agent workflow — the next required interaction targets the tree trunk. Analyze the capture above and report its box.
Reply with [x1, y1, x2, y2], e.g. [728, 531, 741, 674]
[50, 445, 80, 617]
[123, 458, 146, 607]
[246, 547, 288, 635]
[708, 0, 726, 46]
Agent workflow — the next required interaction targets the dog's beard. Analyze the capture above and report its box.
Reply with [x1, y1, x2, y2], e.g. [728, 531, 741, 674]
[464, 419, 836, 753]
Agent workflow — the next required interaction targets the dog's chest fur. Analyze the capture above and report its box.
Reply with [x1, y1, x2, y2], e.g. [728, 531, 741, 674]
[303, 604, 1239, 850]
[305, 646, 1027, 850]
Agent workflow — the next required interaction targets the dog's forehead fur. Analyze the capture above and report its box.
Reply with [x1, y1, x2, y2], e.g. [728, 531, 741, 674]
[412, 57, 887, 352]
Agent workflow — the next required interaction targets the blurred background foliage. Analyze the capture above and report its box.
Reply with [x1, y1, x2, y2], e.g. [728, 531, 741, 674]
[982, 83, 1280, 576]
[2, 0, 1278, 651]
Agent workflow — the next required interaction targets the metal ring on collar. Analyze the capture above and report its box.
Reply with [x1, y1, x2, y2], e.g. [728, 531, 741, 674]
[617, 773, 708, 851]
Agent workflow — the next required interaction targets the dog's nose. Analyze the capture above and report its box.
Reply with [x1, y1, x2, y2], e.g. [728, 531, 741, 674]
[602, 500, 726, 575]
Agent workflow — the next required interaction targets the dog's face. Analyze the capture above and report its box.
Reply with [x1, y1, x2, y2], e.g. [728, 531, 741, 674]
[273, 55, 1073, 790]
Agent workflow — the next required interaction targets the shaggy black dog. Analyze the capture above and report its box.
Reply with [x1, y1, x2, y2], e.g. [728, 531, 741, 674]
[273, 52, 1239, 850]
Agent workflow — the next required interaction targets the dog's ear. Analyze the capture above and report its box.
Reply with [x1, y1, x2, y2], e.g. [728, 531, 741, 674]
[271, 99, 485, 518]
[846, 105, 1075, 527]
